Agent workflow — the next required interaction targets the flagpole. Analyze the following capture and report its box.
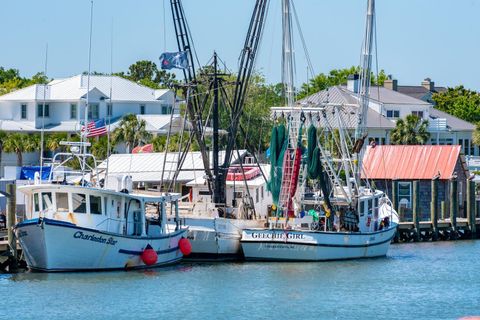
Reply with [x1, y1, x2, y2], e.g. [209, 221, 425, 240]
[40, 43, 48, 182]
[83, 0, 94, 178]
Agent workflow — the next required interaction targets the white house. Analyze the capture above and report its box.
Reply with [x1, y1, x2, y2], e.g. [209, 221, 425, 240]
[0, 74, 188, 176]
[0, 74, 180, 133]
[272, 75, 476, 156]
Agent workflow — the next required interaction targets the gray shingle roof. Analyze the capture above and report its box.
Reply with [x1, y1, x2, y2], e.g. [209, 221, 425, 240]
[430, 108, 475, 131]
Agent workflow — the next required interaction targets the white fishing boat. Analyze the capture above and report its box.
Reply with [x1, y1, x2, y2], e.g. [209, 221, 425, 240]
[241, 0, 399, 261]
[14, 142, 189, 272]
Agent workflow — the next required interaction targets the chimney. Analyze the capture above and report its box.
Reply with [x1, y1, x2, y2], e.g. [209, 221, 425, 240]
[421, 78, 434, 91]
[347, 74, 360, 93]
[383, 74, 398, 91]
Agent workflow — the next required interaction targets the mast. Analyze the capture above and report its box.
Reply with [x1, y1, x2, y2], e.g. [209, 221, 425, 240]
[83, 1, 94, 160]
[282, 0, 295, 110]
[212, 52, 222, 205]
[354, 0, 375, 184]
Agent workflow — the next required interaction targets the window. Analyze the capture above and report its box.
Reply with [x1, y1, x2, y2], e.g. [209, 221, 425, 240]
[398, 182, 412, 209]
[70, 104, 77, 119]
[90, 195, 102, 215]
[464, 139, 470, 156]
[33, 193, 40, 212]
[412, 111, 424, 118]
[88, 103, 99, 120]
[161, 105, 172, 114]
[37, 104, 50, 117]
[386, 110, 399, 119]
[72, 194, 87, 213]
[56, 193, 69, 213]
[21, 104, 27, 119]
[261, 186, 264, 200]
[41, 192, 53, 211]
[199, 190, 212, 195]
[234, 191, 243, 199]
[107, 103, 113, 116]
[256, 188, 259, 203]
[140, 105, 145, 115]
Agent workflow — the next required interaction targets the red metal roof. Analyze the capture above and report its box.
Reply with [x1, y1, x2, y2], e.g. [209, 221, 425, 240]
[361, 145, 462, 180]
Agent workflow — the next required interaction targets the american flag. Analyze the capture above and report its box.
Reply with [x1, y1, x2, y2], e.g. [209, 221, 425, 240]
[82, 119, 107, 138]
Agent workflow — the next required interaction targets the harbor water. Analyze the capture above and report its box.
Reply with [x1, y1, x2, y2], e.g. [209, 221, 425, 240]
[1, 241, 479, 320]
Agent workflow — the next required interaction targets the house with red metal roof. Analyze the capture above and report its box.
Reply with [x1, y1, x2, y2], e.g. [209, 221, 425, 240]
[362, 145, 469, 220]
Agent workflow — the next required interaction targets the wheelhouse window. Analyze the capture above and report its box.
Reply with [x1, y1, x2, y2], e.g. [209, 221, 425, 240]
[70, 104, 77, 119]
[72, 194, 87, 213]
[41, 192, 53, 211]
[89, 195, 102, 215]
[56, 193, 69, 213]
[37, 104, 50, 117]
[21, 104, 27, 119]
[33, 193, 40, 212]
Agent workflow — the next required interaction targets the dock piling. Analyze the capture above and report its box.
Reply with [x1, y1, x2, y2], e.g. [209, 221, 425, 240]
[6, 183, 18, 272]
[449, 178, 458, 240]
[431, 178, 438, 241]
[467, 180, 476, 239]
[413, 181, 420, 242]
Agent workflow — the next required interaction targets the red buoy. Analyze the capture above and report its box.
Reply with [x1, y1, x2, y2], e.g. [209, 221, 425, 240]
[179, 238, 192, 256]
[141, 244, 158, 266]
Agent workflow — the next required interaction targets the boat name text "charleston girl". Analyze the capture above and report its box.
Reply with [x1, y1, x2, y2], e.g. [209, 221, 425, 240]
[250, 232, 305, 240]
[73, 231, 118, 245]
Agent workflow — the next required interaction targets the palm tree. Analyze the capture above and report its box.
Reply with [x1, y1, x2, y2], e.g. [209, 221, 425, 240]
[390, 114, 430, 145]
[112, 114, 151, 153]
[473, 123, 480, 147]
[0, 130, 6, 175]
[3, 133, 39, 166]
[90, 136, 115, 161]
[45, 132, 68, 153]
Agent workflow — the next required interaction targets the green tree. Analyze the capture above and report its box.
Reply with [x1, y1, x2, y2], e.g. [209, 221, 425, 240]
[432, 86, 480, 123]
[390, 115, 430, 145]
[45, 132, 68, 153]
[3, 133, 39, 166]
[0, 130, 6, 173]
[297, 67, 388, 99]
[112, 114, 151, 153]
[90, 136, 115, 161]
[116, 60, 177, 89]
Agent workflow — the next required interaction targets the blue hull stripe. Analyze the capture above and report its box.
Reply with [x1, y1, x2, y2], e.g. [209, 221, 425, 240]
[118, 247, 179, 256]
[241, 235, 395, 248]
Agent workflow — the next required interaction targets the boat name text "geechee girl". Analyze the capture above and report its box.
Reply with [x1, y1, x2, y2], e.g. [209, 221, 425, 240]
[73, 231, 118, 245]
[250, 232, 305, 240]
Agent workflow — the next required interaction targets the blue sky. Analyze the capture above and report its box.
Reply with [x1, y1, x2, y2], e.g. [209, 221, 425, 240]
[1, 0, 479, 90]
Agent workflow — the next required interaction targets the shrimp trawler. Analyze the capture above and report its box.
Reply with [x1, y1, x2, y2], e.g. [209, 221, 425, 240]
[241, 0, 399, 261]
[161, 0, 270, 260]
[14, 142, 190, 271]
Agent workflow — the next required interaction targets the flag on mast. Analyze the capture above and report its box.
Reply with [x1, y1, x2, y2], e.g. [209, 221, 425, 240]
[82, 119, 107, 138]
[159, 51, 189, 70]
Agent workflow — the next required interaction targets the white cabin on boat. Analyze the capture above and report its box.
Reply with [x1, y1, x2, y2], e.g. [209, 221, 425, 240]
[186, 164, 272, 218]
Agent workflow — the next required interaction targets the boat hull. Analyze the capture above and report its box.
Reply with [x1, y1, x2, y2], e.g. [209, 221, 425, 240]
[241, 225, 397, 261]
[15, 218, 187, 272]
[180, 217, 264, 261]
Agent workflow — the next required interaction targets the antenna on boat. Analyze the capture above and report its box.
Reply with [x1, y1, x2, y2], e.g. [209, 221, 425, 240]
[105, 17, 114, 188]
[82, 0, 94, 177]
[354, 0, 375, 185]
[39, 43, 48, 181]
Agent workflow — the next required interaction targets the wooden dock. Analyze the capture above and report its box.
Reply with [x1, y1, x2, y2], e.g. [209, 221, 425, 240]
[396, 218, 480, 242]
